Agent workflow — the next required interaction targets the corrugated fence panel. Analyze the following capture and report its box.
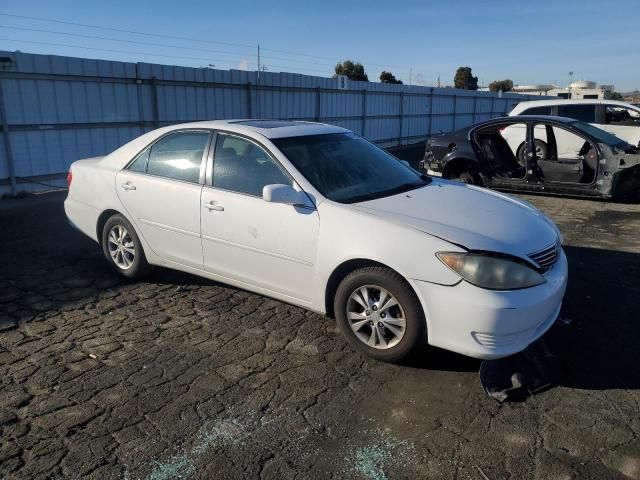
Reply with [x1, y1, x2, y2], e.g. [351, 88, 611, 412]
[0, 135, 7, 179]
[404, 94, 430, 115]
[403, 116, 430, 139]
[365, 118, 400, 142]
[367, 92, 399, 117]
[10, 127, 144, 178]
[255, 89, 315, 120]
[0, 50, 552, 194]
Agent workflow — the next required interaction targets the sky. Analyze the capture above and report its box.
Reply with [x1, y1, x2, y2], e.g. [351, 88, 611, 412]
[0, 0, 638, 91]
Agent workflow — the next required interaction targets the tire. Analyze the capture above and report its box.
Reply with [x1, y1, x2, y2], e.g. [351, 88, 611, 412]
[334, 266, 427, 363]
[450, 171, 476, 184]
[517, 140, 548, 165]
[101, 214, 150, 279]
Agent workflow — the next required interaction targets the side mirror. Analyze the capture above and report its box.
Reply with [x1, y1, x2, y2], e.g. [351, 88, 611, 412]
[400, 160, 410, 168]
[263, 184, 314, 209]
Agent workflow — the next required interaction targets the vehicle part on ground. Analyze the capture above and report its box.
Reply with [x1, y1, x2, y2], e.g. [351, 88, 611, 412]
[479, 338, 557, 402]
[335, 267, 426, 363]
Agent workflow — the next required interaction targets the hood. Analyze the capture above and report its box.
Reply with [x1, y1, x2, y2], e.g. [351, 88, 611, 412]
[351, 180, 559, 258]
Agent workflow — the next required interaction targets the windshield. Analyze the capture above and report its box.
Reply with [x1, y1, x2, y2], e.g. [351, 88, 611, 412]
[570, 121, 633, 148]
[273, 133, 430, 203]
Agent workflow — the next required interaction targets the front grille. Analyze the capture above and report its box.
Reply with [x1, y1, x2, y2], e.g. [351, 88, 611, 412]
[528, 241, 560, 272]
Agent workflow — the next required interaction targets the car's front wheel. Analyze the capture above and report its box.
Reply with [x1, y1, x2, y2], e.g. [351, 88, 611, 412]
[334, 267, 427, 363]
[101, 214, 150, 279]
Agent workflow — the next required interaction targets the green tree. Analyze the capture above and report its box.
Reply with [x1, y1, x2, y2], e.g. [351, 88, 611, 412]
[334, 60, 368, 81]
[454, 66, 478, 90]
[488, 79, 514, 92]
[379, 70, 403, 84]
[609, 91, 624, 100]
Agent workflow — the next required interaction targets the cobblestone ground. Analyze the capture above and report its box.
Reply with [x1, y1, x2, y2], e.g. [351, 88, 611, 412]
[1, 191, 639, 480]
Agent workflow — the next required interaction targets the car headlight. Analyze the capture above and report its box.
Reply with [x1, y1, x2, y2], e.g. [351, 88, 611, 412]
[436, 252, 546, 290]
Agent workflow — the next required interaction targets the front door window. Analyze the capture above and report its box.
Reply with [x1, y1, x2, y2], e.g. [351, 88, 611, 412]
[213, 134, 292, 197]
[534, 124, 597, 184]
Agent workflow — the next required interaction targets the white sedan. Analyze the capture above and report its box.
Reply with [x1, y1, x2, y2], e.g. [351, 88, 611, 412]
[65, 120, 568, 363]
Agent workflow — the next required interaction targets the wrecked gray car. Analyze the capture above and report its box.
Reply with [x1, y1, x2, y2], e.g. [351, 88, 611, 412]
[419, 116, 640, 201]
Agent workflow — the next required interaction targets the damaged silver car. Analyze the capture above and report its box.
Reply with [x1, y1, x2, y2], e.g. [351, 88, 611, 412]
[420, 116, 640, 201]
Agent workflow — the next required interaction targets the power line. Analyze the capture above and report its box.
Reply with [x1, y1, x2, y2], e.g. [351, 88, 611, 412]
[0, 24, 256, 59]
[0, 13, 256, 50]
[0, 24, 340, 69]
[0, 12, 413, 72]
[0, 37, 332, 75]
[0, 38, 253, 67]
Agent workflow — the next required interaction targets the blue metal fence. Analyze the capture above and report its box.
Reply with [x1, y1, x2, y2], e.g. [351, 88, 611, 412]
[0, 50, 547, 195]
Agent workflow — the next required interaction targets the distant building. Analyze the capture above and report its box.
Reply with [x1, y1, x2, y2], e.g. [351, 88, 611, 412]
[623, 90, 640, 104]
[511, 81, 614, 99]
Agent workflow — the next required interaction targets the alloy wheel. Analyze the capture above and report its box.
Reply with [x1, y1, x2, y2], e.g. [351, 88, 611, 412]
[346, 285, 406, 349]
[107, 225, 135, 270]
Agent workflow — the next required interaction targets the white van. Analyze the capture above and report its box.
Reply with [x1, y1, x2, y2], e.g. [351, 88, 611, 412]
[501, 100, 640, 164]
[510, 99, 640, 144]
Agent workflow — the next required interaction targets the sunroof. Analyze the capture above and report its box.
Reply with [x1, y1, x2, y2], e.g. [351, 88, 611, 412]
[231, 120, 301, 129]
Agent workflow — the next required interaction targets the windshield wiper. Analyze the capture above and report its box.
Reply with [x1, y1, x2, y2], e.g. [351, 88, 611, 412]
[343, 179, 430, 204]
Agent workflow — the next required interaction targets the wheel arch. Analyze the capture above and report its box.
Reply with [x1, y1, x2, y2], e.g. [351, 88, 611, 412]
[442, 157, 483, 184]
[324, 258, 419, 318]
[96, 209, 123, 245]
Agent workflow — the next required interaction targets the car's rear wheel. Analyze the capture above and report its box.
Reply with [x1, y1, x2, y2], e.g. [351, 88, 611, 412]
[517, 140, 548, 165]
[450, 171, 477, 184]
[101, 214, 150, 279]
[334, 267, 426, 363]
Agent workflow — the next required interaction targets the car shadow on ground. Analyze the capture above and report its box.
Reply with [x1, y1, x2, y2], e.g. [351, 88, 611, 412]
[406, 245, 640, 392]
[546, 245, 640, 391]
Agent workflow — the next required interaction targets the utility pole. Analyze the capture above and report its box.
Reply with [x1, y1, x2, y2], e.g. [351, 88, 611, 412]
[257, 43, 261, 82]
[568, 71, 573, 98]
[409, 66, 412, 87]
[437, 74, 441, 88]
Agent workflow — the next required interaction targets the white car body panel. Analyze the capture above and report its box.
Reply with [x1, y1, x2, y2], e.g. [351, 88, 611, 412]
[351, 180, 558, 257]
[65, 120, 568, 360]
[414, 249, 567, 359]
[201, 186, 320, 303]
[509, 99, 640, 147]
[116, 170, 204, 268]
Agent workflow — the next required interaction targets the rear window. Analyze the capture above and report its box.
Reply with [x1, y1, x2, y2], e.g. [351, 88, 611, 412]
[522, 106, 552, 116]
[557, 104, 597, 122]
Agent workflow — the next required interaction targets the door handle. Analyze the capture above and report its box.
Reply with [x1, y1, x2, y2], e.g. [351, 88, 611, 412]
[203, 201, 224, 211]
[121, 182, 136, 191]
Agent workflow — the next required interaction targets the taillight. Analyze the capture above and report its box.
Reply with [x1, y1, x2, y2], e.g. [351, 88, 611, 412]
[66, 169, 73, 187]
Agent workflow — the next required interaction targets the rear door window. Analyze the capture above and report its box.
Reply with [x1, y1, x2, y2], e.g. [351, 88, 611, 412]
[557, 104, 597, 122]
[128, 148, 150, 173]
[146, 131, 210, 183]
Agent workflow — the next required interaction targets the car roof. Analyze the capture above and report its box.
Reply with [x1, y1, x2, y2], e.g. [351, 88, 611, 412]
[467, 115, 581, 129]
[162, 119, 349, 139]
[510, 98, 640, 112]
